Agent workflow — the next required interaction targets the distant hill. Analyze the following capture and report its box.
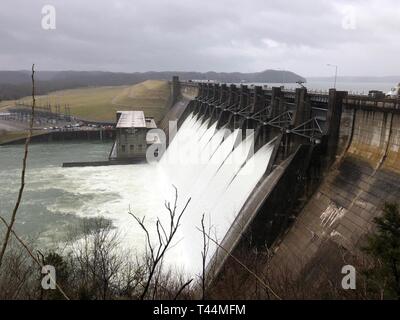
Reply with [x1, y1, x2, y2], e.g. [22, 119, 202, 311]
[0, 69, 305, 101]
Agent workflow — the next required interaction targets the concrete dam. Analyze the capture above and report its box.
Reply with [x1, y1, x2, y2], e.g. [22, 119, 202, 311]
[160, 77, 400, 290]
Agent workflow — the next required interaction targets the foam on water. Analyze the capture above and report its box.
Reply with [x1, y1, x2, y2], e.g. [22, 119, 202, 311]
[158, 113, 276, 274]
[0, 143, 166, 253]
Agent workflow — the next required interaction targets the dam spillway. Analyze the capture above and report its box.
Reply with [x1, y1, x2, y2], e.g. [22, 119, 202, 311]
[160, 77, 400, 289]
[157, 111, 276, 274]
[157, 78, 347, 279]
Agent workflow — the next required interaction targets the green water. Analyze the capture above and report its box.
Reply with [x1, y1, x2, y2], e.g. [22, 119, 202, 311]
[0, 141, 165, 249]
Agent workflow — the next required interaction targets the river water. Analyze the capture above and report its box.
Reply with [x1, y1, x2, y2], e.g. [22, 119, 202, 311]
[0, 142, 166, 255]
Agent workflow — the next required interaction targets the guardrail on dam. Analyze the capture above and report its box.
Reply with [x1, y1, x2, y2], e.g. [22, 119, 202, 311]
[167, 79, 400, 291]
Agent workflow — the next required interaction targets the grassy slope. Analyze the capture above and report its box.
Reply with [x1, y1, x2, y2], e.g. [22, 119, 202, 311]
[16, 80, 171, 123]
[111, 80, 170, 122]
[0, 80, 170, 144]
[0, 100, 15, 110]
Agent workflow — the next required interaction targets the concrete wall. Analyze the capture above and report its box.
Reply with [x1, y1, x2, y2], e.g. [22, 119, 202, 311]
[116, 128, 147, 158]
[180, 82, 199, 100]
[1, 129, 114, 145]
[159, 97, 192, 145]
[208, 143, 319, 285]
[169, 76, 181, 108]
[269, 107, 400, 280]
[159, 82, 198, 145]
[168, 78, 198, 108]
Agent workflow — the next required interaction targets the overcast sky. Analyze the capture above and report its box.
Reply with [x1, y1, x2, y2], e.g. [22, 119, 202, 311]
[0, 0, 399, 77]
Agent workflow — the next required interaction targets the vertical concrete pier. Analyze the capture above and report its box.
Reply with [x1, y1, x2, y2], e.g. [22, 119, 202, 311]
[170, 76, 181, 108]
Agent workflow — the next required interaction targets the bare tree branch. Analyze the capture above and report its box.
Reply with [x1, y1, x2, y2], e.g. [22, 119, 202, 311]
[0, 64, 36, 268]
[0, 215, 70, 300]
[200, 214, 210, 300]
[173, 279, 193, 300]
[129, 185, 191, 300]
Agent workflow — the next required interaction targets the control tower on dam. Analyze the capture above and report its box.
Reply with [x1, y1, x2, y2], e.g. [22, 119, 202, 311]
[160, 77, 400, 294]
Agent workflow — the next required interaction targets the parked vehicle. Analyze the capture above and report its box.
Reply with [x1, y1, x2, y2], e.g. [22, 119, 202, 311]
[368, 90, 385, 99]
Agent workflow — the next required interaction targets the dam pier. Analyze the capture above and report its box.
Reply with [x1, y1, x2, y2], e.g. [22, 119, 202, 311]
[167, 78, 400, 292]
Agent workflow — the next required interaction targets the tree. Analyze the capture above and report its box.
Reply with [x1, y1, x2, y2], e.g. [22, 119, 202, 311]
[363, 202, 400, 299]
[40, 251, 70, 300]
[129, 186, 191, 300]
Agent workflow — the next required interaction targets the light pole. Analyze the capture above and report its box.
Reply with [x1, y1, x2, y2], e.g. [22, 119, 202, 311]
[277, 67, 286, 89]
[327, 64, 338, 89]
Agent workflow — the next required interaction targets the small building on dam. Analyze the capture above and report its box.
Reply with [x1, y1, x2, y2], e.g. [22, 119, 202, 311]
[109, 110, 157, 161]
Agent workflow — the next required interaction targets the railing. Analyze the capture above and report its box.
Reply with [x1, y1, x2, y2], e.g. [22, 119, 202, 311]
[344, 95, 400, 111]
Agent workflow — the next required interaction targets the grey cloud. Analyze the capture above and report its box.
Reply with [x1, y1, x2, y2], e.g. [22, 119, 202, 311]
[0, 0, 399, 76]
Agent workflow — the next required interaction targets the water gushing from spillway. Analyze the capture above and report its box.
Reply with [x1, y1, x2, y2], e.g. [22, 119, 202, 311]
[0, 112, 277, 278]
[157, 112, 276, 275]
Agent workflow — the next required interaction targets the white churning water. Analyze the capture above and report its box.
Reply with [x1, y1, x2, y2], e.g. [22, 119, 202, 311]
[157, 112, 276, 275]
[0, 112, 276, 277]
